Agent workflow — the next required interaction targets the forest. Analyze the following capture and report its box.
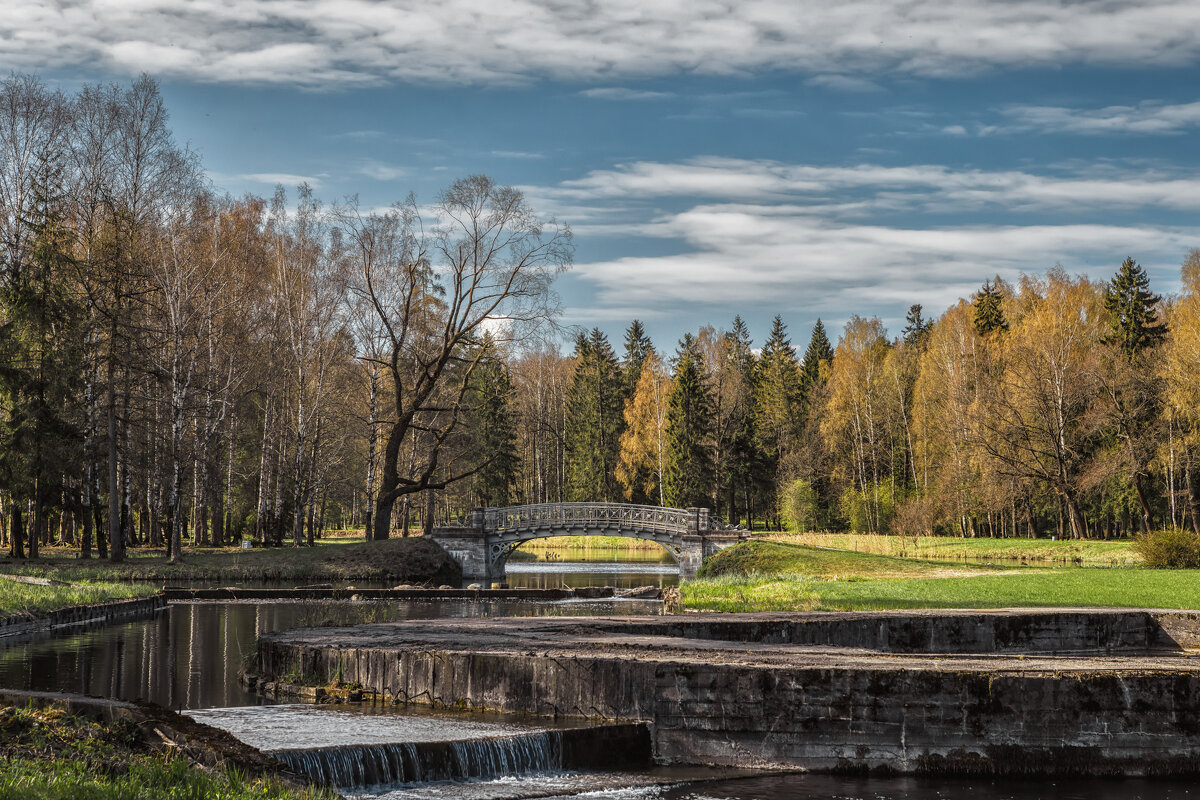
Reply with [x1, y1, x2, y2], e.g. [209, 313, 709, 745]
[2, 73, 1198, 563]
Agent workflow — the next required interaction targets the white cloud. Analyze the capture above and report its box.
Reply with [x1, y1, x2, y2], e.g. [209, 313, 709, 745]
[539, 157, 1200, 213]
[490, 150, 546, 160]
[531, 157, 1200, 327]
[234, 172, 323, 188]
[7, 1, 1200, 87]
[805, 74, 883, 92]
[1000, 100, 1200, 135]
[580, 87, 675, 101]
[357, 161, 407, 181]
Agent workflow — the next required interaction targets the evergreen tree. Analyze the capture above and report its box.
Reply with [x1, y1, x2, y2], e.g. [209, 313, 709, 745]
[972, 280, 1008, 336]
[722, 316, 762, 526]
[903, 304, 933, 348]
[754, 316, 803, 519]
[800, 318, 833, 400]
[663, 337, 715, 508]
[622, 319, 654, 398]
[1103, 257, 1166, 358]
[469, 336, 520, 507]
[564, 329, 624, 501]
[0, 162, 84, 558]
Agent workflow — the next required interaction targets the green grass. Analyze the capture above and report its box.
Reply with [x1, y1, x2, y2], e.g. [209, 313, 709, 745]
[772, 531, 1139, 565]
[684, 539, 1200, 612]
[0, 580, 155, 619]
[697, 539, 1004, 580]
[0, 706, 335, 800]
[0, 536, 455, 585]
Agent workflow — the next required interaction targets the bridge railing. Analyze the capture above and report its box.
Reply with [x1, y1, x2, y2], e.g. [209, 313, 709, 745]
[484, 503, 694, 535]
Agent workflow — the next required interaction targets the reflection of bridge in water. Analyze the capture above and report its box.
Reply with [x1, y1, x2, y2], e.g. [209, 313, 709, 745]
[429, 503, 747, 583]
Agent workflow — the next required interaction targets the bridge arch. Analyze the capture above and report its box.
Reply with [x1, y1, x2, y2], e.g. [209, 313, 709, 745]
[429, 502, 745, 584]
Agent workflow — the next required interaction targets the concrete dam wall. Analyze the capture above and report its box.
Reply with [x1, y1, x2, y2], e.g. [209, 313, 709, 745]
[252, 609, 1200, 776]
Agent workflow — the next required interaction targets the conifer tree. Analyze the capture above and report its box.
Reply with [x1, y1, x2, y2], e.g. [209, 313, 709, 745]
[1098, 257, 1167, 533]
[903, 304, 933, 348]
[663, 335, 715, 508]
[972, 280, 1008, 336]
[1103, 257, 1166, 358]
[754, 316, 803, 523]
[0, 164, 84, 558]
[800, 318, 833, 400]
[622, 319, 653, 398]
[470, 337, 520, 507]
[564, 329, 624, 501]
[723, 316, 762, 526]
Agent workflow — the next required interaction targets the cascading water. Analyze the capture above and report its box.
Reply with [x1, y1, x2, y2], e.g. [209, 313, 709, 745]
[272, 731, 564, 790]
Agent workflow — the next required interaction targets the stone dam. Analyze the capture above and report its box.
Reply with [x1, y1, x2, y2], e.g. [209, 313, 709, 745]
[252, 608, 1200, 776]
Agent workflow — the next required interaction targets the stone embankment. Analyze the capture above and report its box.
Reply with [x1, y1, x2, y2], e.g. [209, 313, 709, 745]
[252, 608, 1200, 776]
[0, 595, 166, 639]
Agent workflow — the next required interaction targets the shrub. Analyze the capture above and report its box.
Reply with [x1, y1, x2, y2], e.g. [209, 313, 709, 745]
[778, 479, 819, 532]
[1134, 528, 1200, 568]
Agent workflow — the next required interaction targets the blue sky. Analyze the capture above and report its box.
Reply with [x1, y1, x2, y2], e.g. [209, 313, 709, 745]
[10, 0, 1200, 351]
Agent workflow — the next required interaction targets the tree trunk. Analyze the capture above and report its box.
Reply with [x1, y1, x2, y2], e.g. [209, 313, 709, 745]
[107, 361, 124, 562]
[10, 503, 24, 559]
[1133, 472, 1153, 534]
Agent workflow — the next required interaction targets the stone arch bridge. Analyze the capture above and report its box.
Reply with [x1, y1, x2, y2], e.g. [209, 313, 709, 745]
[429, 503, 747, 583]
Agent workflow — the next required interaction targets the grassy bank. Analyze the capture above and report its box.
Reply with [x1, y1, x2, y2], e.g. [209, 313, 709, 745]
[0, 536, 459, 586]
[771, 532, 1139, 566]
[684, 539, 1197, 612]
[0, 706, 334, 800]
[0, 579, 156, 619]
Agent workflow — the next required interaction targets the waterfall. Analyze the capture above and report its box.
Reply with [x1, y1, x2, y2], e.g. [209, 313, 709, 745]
[271, 730, 565, 790]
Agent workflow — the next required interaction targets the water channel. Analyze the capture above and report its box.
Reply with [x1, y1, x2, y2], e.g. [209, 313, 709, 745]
[1, 557, 1197, 798]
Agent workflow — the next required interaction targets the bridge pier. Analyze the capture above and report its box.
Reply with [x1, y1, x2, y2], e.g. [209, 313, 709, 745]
[427, 504, 745, 585]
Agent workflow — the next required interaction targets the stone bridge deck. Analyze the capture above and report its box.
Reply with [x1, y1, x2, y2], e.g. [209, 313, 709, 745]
[429, 503, 746, 583]
[255, 608, 1200, 776]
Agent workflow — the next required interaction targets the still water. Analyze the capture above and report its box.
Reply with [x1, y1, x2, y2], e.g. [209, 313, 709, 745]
[1, 561, 1196, 799]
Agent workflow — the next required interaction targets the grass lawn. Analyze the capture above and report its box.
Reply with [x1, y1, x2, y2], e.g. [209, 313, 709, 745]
[0, 580, 156, 620]
[0, 536, 457, 586]
[771, 531, 1139, 566]
[684, 539, 1196, 612]
[0, 706, 334, 800]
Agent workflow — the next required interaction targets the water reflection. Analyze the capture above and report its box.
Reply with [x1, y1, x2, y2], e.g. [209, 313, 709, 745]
[506, 562, 679, 589]
[0, 595, 662, 710]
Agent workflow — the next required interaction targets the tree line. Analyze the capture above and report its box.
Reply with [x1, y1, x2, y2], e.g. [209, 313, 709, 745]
[502, 256, 1199, 540]
[3, 73, 1198, 559]
[0, 73, 570, 561]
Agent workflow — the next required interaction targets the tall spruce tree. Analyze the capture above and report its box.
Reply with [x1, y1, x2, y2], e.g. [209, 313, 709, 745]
[800, 318, 833, 400]
[564, 329, 624, 501]
[1103, 257, 1166, 358]
[724, 316, 763, 527]
[973, 280, 1008, 336]
[903, 304, 933, 348]
[0, 163, 83, 558]
[1099, 257, 1167, 533]
[663, 335, 715, 508]
[754, 316, 803, 523]
[469, 337, 520, 507]
[622, 319, 653, 398]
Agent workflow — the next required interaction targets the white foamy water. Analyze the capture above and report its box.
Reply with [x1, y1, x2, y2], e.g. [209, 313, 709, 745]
[186, 704, 548, 751]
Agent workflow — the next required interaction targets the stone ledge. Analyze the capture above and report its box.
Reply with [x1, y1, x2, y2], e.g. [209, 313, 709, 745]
[252, 609, 1200, 776]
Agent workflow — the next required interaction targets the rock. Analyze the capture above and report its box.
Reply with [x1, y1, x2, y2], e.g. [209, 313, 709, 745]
[437, 585, 452, 590]
[392, 584, 414, 590]
[617, 586, 661, 599]
[466, 583, 483, 590]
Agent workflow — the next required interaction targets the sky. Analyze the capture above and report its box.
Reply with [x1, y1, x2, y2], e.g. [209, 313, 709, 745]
[7, 0, 1200, 351]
